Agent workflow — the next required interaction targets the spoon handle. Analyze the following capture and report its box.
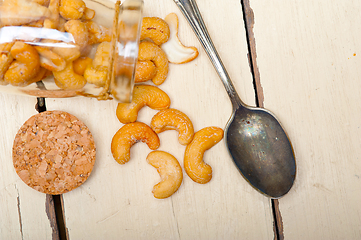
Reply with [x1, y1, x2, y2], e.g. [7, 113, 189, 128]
[173, 0, 243, 108]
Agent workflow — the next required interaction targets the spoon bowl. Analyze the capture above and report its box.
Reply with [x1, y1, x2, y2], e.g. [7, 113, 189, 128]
[226, 105, 296, 198]
[173, 0, 296, 198]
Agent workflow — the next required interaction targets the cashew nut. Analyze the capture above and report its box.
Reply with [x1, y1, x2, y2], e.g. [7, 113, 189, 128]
[184, 127, 224, 184]
[51, 43, 81, 62]
[34, 46, 66, 72]
[146, 151, 183, 199]
[32, 0, 50, 6]
[53, 60, 86, 90]
[0, 0, 51, 26]
[0, 42, 15, 84]
[4, 42, 41, 86]
[140, 17, 170, 45]
[81, 7, 96, 21]
[57, 17, 67, 32]
[43, 19, 56, 29]
[24, 19, 45, 28]
[43, 0, 60, 29]
[64, 20, 89, 52]
[27, 67, 48, 84]
[41, 38, 81, 62]
[116, 84, 171, 124]
[161, 13, 199, 64]
[59, 0, 86, 20]
[73, 56, 92, 75]
[134, 60, 157, 83]
[84, 20, 112, 45]
[83, 66, 107, 87]
[151, 108, 194, 145]
[83, 41, 111, 86]
[111, 122, 160, 164]
[138, 41, 169, 85]
[86, 20, 112, 46]
[92, 42, 111, 68]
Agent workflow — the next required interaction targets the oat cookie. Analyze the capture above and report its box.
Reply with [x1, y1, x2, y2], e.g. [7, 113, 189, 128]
[13, 110, 96, 195]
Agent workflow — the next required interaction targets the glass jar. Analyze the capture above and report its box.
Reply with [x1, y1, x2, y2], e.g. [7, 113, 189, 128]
[0, 0, 143, 102]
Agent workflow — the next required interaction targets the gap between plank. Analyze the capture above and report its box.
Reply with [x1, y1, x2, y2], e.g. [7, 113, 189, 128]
[45, 194, 60, 240]
[240, 1, 284, 239]
[53, 194, 68, 240]
[272, 199, 284, 240]
[36, 97, 68, 240]
[240, 0, 264, 108]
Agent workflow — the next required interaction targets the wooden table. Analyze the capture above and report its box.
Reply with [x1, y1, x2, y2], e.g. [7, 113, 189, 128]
[1, 0, 361, 239]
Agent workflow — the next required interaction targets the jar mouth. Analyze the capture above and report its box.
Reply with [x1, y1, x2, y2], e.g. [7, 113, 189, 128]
[110, 0, 144, 103]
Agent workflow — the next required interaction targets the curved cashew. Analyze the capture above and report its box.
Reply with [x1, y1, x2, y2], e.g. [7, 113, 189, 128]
[64, 20, 89, 52]
[111, 122, 160, 164]
[162, 13, 199, 64]
[151, 108, 194, 145]
[83, 41, 111, 86]
[0, 0, 51, 26]
[134, 60, 157, 83]
[184, 127, 224, 184]
[53, 60, 86, 90]
[138, 41, 169, 85]
[34, 46, 66, 71]
[59, 0, 86, 20]
[4, 42, 41, 86]
[140, 17, 170, 45]
[85, 21, 112, 45]
[116, 84, 171, 124]
[73, 56, 92, 75]
[146, 151, 183, 199]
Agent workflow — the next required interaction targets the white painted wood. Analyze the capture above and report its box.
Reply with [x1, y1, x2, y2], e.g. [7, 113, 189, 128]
[0, 94, 55, 240]
[45, 0, 275, 239]
[249, 0, 361, 239]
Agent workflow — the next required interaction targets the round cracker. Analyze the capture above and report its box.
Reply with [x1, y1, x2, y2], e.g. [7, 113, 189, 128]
[13, 110, 96, 195]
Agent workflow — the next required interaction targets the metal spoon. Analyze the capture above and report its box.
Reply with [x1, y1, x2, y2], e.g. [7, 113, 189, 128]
[173, 0, 296, 198]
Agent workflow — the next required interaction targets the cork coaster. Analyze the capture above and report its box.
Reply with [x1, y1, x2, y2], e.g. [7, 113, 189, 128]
[13, 111, 96, 195]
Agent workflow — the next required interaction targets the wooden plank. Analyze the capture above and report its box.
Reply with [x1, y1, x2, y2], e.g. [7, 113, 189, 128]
[45, 0, 275, 239]
[0, 95, 57, 239]
[249, 0, 361, 238]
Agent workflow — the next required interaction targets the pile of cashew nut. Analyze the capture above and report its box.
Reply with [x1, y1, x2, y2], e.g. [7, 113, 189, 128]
[111, 14, 224, 199]
[0, 1, 197, 99]
[0, 0, 98, 88]
[0, 0, 116, 94]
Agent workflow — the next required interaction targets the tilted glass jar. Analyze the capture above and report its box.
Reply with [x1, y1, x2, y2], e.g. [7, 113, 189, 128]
[0, 0, 143, 102]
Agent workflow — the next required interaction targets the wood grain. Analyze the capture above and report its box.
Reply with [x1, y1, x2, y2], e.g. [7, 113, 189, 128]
[249, 0, 361, 239]
[1, 0, 360, 238]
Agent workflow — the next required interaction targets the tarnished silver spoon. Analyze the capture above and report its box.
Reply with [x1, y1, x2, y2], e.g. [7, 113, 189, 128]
[173, 0, 296, 198]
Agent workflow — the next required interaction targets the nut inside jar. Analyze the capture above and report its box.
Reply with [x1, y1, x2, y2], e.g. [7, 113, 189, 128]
[0, 0, 143, 102]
